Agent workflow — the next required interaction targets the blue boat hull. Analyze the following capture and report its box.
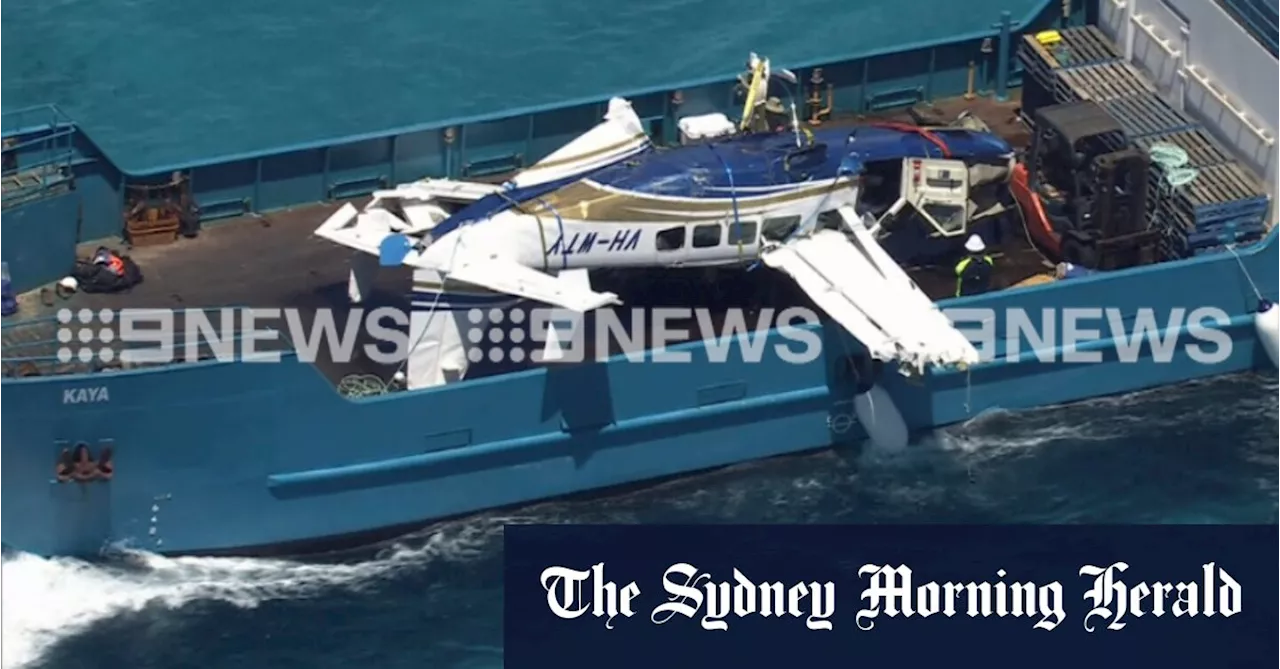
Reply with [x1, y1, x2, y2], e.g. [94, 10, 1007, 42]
[3, 228, 1276, 557]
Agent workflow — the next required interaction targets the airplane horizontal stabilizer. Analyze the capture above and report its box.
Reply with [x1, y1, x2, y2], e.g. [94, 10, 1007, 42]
[314, 203, 378, 253]
[314, 202, 437, 264]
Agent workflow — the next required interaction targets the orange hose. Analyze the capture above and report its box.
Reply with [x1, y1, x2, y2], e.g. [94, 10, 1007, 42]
[867, 121, 952, 158]
[1010, 163, 1061, 257]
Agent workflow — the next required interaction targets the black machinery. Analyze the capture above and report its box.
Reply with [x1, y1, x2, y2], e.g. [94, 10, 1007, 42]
[1025, 101, 1159, 270]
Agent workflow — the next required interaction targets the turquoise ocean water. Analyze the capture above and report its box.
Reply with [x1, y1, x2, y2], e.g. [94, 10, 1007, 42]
[3, 0, 1042, 170]
[1, 2, 1277, 668]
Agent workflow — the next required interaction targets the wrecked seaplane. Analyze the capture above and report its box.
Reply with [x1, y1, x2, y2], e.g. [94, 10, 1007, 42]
[314, 53, 1016, 394]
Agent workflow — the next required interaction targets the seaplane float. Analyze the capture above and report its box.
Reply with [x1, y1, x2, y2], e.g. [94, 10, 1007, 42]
[315, 53, 1020, 449]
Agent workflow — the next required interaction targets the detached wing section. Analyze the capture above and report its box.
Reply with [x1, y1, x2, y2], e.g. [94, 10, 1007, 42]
[420, 254, 621, 312]
[762, 239, 900, 361]
[402, 254, 616, 365]
[761, 206, 980, 373]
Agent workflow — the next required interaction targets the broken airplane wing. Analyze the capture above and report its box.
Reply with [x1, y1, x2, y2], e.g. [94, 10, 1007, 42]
[410, 254, 622, 313]
[761, 208, 980, 373]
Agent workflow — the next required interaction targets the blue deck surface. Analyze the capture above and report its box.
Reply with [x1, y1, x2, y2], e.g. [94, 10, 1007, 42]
[1, 0, 1047, 169]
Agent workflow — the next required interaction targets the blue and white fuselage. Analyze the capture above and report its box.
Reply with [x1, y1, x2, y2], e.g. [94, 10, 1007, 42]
[422, 119, 1013, 272]
[316, 92, 1014, 389]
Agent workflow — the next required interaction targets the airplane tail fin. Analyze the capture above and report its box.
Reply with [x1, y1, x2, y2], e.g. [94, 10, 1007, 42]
[508, 98, 651, 189]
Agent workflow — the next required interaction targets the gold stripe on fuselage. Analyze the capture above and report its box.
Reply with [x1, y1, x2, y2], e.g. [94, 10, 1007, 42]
[521, 132, 650, 172]
[521, 177, 855, 223]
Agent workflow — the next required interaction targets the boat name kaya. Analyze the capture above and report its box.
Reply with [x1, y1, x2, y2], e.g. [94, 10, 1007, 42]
[538, 561, 1241, 631]
[62, 386, 109, 405]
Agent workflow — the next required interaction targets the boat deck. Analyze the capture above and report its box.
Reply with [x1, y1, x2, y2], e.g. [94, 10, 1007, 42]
[3, 95, 1052, 383]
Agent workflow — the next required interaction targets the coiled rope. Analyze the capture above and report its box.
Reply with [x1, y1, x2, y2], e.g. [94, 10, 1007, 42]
[337, 374, 393, 398]
[1145, 143, 1200, 246]
[1147, 143, 1199, 188]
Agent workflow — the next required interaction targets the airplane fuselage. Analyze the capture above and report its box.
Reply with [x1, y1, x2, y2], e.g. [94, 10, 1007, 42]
[426, 122, 1013, 276]
[314, 85, 1014, 391]
[424, 177, 860, 274]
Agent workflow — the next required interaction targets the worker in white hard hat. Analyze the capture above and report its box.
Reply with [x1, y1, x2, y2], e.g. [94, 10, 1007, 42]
[955, 234, 995, 297]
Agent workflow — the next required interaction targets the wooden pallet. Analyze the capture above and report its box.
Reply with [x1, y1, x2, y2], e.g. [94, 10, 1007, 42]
[1161, 215, 1268, 245]
[1019, 26, 1123, 85]
[1135, 129, 1233, 169]
[1177, 163, 1270, 221]
[1151, 162, 1270, 232]
[126, 215, 180, 247]
[1, 172, 43, 192]
[1160, 228, 1266, 259]
[1100, 94, 1198, 139]
[1054, 61, 1155, 103]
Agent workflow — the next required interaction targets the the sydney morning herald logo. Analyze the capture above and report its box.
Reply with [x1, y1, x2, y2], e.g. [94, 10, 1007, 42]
[538, 560, 1241, 632]
[55, 304, 1234, 367]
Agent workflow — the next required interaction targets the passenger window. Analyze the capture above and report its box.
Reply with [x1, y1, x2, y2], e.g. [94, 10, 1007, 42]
[692, 224, 722, 248]
[761, 215, 801, 242]
[656, 226, 685, 251]
[726, 220, 758, 245]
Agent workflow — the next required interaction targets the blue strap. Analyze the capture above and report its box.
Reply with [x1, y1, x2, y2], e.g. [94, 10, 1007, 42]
[532, 197, 568, 270]
[707, 144, 742, 239]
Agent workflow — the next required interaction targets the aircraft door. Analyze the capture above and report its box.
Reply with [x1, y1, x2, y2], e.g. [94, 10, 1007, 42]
[901, 157, 970, 237]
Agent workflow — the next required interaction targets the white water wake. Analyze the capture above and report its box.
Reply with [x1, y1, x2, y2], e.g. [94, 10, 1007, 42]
[0, 515, 519, 669]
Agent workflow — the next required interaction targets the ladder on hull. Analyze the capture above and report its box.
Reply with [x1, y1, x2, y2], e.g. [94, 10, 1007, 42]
[761, 206, 980, 373]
